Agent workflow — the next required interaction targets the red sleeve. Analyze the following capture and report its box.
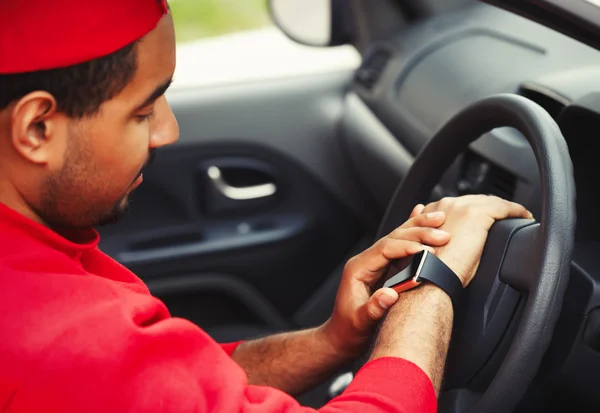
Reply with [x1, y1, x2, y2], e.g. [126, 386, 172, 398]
[220, 341, 243, 357]
[340, 357, 437, 413]
[7, 292, 436, 413]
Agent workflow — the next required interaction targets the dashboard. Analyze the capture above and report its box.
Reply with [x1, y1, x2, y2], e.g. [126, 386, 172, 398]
[341, 2, 600, 408]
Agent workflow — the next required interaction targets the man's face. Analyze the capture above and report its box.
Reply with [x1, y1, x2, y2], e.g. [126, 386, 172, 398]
[13, 14, 179, 229]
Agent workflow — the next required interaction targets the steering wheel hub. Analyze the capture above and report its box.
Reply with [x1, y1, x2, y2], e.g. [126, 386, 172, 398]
[445, 219, 535, 389]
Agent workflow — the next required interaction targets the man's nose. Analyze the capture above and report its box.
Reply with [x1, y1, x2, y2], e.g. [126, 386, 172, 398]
[149, 96, 179, 149]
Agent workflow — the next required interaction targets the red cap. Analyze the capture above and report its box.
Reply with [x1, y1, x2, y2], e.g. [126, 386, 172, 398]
[0, 0, 168, 74]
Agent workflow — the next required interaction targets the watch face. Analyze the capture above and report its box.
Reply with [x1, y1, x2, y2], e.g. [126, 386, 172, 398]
[383, 250, 427, 290]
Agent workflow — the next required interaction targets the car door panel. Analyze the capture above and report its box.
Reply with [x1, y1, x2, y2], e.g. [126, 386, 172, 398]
[98, 70, 371, 337]
[167, 70, 378, 226]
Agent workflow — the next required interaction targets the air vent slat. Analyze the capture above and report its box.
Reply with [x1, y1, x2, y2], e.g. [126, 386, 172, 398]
[355, 48, 392, 90]
[457, 152, 517, 200]
[486, 167, 516, 199]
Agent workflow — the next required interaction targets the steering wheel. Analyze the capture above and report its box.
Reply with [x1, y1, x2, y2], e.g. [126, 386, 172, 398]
[377, 94, 576, 413]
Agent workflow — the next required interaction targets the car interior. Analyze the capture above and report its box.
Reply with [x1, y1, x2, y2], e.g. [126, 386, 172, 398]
[98, 0, 600, 411]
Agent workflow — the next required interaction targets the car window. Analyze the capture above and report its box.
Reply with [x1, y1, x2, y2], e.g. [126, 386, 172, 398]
[169, 0, 360, 89]
[170, 0, 271, 43]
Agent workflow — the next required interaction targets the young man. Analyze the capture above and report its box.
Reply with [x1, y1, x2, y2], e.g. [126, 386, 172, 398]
[0, 1, 532, 412]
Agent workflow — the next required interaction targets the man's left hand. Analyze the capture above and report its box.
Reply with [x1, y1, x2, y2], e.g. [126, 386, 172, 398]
[320, 205, 451, 358]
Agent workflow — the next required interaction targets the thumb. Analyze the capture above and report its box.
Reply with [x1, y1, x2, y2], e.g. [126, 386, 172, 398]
[359, 288, 399, 328]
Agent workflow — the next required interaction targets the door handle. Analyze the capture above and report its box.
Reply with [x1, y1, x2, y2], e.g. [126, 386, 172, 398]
[207, 166, 277, 201]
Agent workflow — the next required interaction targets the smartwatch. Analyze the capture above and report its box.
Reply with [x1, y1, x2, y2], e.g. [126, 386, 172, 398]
[383, 250, 463, 309]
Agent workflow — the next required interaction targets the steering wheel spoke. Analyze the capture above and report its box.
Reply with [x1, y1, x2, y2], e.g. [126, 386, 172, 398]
[439, 389, 482, 413]
[500, 222, 541, 292]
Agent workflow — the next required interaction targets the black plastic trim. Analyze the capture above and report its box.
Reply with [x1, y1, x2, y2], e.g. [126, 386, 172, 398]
[146, 274, 291, 330]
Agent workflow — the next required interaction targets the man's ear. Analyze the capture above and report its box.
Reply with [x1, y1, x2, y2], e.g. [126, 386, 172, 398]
[10, 92, 64, 165]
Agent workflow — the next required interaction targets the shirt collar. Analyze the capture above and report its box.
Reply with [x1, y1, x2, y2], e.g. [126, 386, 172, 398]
[0, 202, 99, 255]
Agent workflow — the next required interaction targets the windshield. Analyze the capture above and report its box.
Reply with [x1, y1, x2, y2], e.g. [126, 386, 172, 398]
[484, 0, 600, 52]
[544, 0, 600, 23]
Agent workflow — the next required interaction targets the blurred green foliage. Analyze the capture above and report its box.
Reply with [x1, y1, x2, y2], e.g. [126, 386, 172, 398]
[170, 0, 271, 43]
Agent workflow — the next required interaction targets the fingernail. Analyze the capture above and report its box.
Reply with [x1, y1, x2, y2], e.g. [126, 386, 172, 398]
[432, 229, 448, 237]
[427, 211, 444, 219]
[378, 292, 397, 309]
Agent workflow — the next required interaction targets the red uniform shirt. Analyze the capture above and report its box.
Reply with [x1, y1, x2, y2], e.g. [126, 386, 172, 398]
[0, 203, 437, 412]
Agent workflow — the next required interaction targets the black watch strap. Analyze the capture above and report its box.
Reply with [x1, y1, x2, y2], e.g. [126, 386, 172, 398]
[416, 251, 463, 309]
[384, 250, 463, 310]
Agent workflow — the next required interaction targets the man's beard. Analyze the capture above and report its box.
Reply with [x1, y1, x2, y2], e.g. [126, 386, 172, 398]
[96, 195, 131, 227]
[88, 148, 155, 227]
[40, 148, 156, 230]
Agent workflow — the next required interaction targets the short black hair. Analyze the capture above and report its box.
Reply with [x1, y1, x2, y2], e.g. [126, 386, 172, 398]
[0, 41, 138, 118]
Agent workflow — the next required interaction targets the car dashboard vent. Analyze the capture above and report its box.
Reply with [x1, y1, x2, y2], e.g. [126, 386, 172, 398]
[457, 152, 517, 200]
[517, 82, 570, 120]
[486, 166, 517, 200]
[355, 47, 392, 90]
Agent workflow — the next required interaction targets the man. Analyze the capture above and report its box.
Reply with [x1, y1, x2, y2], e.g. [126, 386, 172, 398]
[0, 1, 532, 412]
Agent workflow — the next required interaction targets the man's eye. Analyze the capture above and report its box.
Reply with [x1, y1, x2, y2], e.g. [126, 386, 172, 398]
[136, 110, 155, 121]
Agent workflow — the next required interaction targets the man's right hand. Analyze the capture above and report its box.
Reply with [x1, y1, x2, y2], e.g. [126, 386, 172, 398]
[421, 195, 533, 287]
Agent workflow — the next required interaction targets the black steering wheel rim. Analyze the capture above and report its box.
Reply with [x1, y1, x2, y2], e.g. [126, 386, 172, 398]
[377, 94, 576, 413]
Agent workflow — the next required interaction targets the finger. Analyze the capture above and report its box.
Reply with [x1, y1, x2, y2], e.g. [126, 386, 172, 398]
[399, 210, 446, 230]
[379, 238, 430, 261]
[381, 238, 437, 262]
[422, 203, 437, 214]
[388, 227, 450, 249]
[422, 196, 458, 214]
[359, 288, 399, 327]
[506, 200, 534, 219]
[409, 204, 425, 219]
[424, 196, 533, 222]
[351, 239, 434, 280]
[484, 197, 532, 220]
[351, 221, 449, 278]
